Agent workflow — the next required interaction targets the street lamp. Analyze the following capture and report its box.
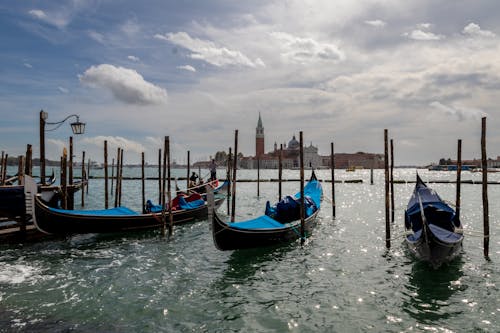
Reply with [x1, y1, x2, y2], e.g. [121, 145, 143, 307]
[39, 110, 86, 184]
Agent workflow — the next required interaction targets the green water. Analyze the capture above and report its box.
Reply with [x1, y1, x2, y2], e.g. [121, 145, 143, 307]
[0, 169, 498, 332]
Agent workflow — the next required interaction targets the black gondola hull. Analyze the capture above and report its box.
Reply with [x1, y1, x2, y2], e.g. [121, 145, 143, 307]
[212, 210, 319, 251]
[34, 195, 225, 235]
[405, 231, 463, 268]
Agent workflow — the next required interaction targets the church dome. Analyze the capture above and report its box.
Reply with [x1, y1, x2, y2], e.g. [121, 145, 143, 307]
[288, 135, 299, 150]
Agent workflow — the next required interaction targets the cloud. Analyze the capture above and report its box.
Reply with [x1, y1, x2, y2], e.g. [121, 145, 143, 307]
[177, 65, 196, 72]
[127, 55, 140, 62]
[28, 9, 47, 20]
[28, 8, 69, 29]
[270, 32, 345, 64]
[88, 30, 105, 44]
[430, 101, 487, 121]
[404, 29, 443, 41]
[417, 23, 432, 30]
[46, 139, 66, 155]
[82, 136, 146, 154]
[364, 20, 386, 27]
[462, 23, 496, 38]
[79, 64, 168, 105]
[58, 86, 69, 94]
[23, 63, 33, 68]
[154, 32, 265, 68]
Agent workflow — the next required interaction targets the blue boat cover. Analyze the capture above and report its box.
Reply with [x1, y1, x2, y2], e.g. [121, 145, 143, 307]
[229, 176, 322, 230]
[49, 206, 139, 216]
[229, 214, 288, 230]
[178, 197, 204, 210]
[406, 229, 422, 242]
[265, 178, 321, 223]
[146, 200, 163, 213]
[405, 175, 462, 243]
[428, 224, 463, 243]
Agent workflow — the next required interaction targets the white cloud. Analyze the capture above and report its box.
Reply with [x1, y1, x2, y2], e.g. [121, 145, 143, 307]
[404, 29, 443, 41]
[430, 101, 487, 121]
[23, 63, 33, 68]
[79, 64, 168, 105]
[154, 32, 265, 68]
[28, 8, 69, 29]
[28, 9, 47, 20]
[364, 20, 386, 27]
[58, 86, 69, 94]
[88, 30, 105, 44]
[177, 65, 196, 72]
[127, 55, 140, 62]
[270, 32, 345, 64]
[462, 23, 496, 38]
[82, 136, 146, 154]
[46, 139, 66, 155]
[417, 23, 433, 30]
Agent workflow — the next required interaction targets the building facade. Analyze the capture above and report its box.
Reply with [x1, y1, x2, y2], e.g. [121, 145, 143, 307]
[239, 115, 385, 169]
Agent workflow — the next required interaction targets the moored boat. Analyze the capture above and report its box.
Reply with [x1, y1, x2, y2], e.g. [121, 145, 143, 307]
[27, 176, 227, 235]
[404, 175, 463, 268]
[211, 171, 322, 251]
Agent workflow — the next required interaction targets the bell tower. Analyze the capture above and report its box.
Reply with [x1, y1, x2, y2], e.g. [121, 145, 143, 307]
[256, 113, 264, 157]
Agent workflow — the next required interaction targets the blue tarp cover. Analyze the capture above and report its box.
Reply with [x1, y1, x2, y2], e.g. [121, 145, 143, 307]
[229, 215, 287, 230]
[49, 206, 139, 216]
[178, 197, 204, 210]
[265, 178, 321, 222]
[228, 176, 322, 229]
[428, 224, 463, 243]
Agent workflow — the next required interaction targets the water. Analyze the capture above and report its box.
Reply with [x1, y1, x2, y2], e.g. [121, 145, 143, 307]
[1, 168, 499, 332]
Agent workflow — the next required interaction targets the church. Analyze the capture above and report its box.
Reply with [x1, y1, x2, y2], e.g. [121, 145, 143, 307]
[238, 114, 385, 170]
[239, 114, 322, 169]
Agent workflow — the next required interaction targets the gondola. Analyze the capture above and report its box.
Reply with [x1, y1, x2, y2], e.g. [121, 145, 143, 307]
[211, 171, 322, 250]
[404, 174, 463, 268]
[29, 176, 228, 235]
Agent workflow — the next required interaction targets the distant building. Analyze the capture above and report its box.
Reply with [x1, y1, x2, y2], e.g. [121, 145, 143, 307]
[256, 113, 264, 158]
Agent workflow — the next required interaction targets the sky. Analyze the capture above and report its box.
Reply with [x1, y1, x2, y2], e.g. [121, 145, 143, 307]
[1, 0, 499, 166]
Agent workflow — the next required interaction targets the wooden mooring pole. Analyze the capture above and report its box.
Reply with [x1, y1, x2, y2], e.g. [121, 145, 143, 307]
[230, 130, 238, 222]
[110, 158, 114, 194]
[384, 129, 391, 249]
[278, 144, 283, 201]
[331, 142, 336, 218]
[158, 149, 162, 205]
[226, 147, 232, 215]
[167, 137, 173, 237]
[119, 149, 124, 206]
[161, 139, 167, 237]
[18, 154, 26, 235]
[104, 140, 109, 209]
[299, 131, 305, 244]
[456, 139, 462, 219]
[141, 152, 145, 214]
[114, 148, 121, 208]
[68, 136, 74, 210]
[390, 139, 394, 223]
[81, 151, 85, 207]
[187, 150, 190, 190]
[481, 117, 489, 258]
[25, 144, 32, 176]
[61, 148, 68, 209]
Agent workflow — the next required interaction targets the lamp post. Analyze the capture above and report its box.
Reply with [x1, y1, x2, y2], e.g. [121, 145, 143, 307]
[39, 110, 85, 185]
